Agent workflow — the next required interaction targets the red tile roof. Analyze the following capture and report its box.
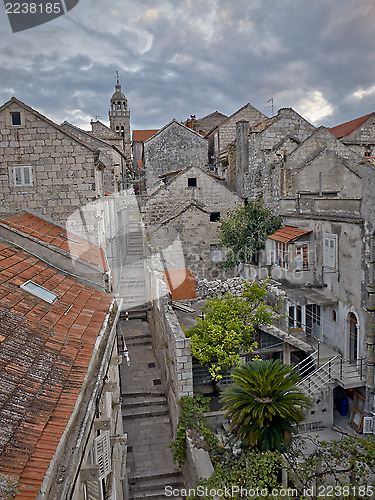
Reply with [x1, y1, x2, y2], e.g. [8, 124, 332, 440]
[329, 112, 375, 138]
[133, 130, 159, 142]
[0, 242, 114, 498]
[164, 269, 197, 300]
[1, 213, 108, 271]
[269, 226, 311, 243]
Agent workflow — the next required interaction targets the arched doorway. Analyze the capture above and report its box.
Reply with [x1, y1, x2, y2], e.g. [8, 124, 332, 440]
[348, 312, 358, 361]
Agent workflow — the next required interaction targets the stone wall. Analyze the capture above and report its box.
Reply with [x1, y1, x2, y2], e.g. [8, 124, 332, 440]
[142, 166, 241, 279]
[216, 103, 266, 154]
[143, 121, 208, 194]
[145, 251, 193, 432]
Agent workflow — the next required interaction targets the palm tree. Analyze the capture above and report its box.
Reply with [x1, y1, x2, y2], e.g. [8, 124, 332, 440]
[221, 359, 311, 451]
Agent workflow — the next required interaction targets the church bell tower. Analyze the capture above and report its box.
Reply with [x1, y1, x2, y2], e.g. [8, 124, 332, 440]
[109, 73, 131, 158]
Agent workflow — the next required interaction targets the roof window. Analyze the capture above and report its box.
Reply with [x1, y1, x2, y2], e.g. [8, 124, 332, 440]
[20, 281, 57, 303]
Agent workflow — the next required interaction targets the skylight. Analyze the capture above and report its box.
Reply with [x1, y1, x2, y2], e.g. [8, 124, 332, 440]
[20, 281, 57, 303]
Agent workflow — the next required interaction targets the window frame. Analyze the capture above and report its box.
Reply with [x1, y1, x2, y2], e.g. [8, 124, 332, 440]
[323, 235, 337, 269]
[11, 112, 21, 126]
[295, 242, 309, 271]
[275, 241, 288, 269]
[12, 165, 33, 187]
[187, 177, 197, 187]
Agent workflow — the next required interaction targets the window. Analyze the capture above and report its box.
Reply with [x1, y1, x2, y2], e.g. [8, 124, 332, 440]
[11, 112, 21, 126]
[295, 243, 309, 270]
[323, 236, 337, 269]
[332, 309, 337, 322]
[306, 304, 321, 327]
[20, 281, 57, 303]
[210, 212, 220, 222]
[210, 244, 223, 262]
[188, 177, 197, 187]
[275, 241, 288, 269]
[12, 165, 32, 187]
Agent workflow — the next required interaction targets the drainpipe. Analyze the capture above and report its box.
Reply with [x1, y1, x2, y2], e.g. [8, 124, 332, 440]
[365, 235, 375, 415]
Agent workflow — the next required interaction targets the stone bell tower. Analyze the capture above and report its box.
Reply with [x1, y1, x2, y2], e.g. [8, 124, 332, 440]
[108, 73, 131, 158]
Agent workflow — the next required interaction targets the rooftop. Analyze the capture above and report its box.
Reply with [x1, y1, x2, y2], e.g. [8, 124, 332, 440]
[0, 241, 114, 497]
[269, 225, 311, 243]
[1, 212, 108, 271]
[329, 112, 375, 139]
[132, 129, 159, 142]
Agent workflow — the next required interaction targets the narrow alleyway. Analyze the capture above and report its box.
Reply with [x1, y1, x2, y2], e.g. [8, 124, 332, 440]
[116, 195, 185, 499]
[119, 319, 185, 499]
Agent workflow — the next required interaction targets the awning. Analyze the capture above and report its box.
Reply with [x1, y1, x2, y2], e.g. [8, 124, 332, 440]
[269, 225, 311, 243]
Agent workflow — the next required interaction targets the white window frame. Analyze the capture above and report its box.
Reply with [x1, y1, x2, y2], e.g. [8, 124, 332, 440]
[295, 242, 309, 271]
[275, 241, 288, 269]
[12, 165, 33, 187]
[94, 430, 112, 481]
[323, 235, 337, 269]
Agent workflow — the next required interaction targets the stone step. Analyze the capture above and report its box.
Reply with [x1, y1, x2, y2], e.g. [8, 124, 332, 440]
[129, 471, 184, 498]
[122, 390, 165, 398]
[122, 396, 167, 409]
[125, 335, 152, 346]
[122, 405, 169, 419]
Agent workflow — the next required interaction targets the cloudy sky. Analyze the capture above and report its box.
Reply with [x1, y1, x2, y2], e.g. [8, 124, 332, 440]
[1, 0, 375, 131]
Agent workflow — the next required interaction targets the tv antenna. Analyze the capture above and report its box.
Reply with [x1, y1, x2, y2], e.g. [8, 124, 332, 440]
[264, 97, 274, 115]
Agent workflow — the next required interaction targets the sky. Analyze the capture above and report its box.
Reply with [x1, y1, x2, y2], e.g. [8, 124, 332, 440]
[1, 0, 375, 131]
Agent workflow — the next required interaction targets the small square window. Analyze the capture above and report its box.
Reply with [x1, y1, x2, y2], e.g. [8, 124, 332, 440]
[210, 212, 220, 222]
[12, 165, 33, 187]
[11, 112, 21, 126]
[188, 177, 197, 187]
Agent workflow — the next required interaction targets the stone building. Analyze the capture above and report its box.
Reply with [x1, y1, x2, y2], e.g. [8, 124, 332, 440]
[0, 97, 106, 239]
[206, 102, 267, 177]
[88, 78, 132, 160]
[184, 111, 227, 136]
[330, 112, 375, 158]
[239, 125, 375, 427]
[0, 222, 125, 500]
[60, 120, 128, 193]
[236, 107, 316, 202]
[142, 165, 241, 280]
[142, 120, 208, 194]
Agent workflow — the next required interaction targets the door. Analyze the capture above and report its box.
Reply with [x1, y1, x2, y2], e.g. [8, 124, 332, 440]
[349, 313, 358, 361]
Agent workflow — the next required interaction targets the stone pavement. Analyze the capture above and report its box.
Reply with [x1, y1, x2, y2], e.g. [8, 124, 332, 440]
[119, 319, 185, 499]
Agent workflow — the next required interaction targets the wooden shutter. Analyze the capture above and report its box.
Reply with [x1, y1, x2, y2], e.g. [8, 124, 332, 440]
[94, 430, 112, 481]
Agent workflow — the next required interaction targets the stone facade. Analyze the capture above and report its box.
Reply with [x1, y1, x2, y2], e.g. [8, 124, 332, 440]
[330, 112, 375, 158]
[0, 97, 105, 239]
[61, 121, 126, 193]
[143, 120, 208, 194]
[184, 111, 227, 136]
[142, 165, 241, 279]
[239, 107, 316, 203]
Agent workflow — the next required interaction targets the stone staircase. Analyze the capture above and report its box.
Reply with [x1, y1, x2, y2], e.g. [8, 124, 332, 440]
[297, 348, 365, 396]
[120, 319, 185, 500]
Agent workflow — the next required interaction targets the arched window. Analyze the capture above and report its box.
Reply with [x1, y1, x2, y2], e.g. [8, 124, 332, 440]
[348, 312, 358, 361]
[116, 125, 120, 133]
[117, 102, 121, 110]
[121, 126, 124, 136]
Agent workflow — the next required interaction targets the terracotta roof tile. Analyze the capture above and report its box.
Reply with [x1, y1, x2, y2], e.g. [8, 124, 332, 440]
[164, 269, 197, 300]
[269, 225, 311, 243]
[0, 242, 114, 497]
[133, 129, 159, 141]
[329, 112, 375, 138]
[1, 212, 108, 271]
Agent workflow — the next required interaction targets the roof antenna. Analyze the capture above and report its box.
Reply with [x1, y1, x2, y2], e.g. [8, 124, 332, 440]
[264, 97, 274, 115]
[115, 70, 120, 84]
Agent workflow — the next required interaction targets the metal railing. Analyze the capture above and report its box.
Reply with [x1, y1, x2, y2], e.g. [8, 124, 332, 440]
[297, 355, 339, 395]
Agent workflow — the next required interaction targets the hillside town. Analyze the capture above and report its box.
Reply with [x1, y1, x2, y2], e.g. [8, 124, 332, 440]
[0, 78, 375, 499]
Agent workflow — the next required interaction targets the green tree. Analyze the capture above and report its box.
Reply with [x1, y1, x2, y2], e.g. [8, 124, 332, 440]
[221, 360, 311, 452]
[185, 281, 279, 387]
[285, 434, 375, 499]
[218, 201, 281, 270]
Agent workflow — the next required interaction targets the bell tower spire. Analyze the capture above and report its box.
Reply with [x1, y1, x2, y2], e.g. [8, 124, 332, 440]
[109, 72, 131, 158]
